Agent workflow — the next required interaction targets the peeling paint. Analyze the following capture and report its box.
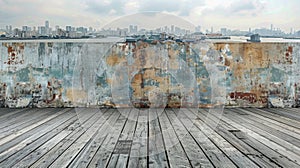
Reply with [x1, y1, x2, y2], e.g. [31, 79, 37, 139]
[0, 40, 299, 108]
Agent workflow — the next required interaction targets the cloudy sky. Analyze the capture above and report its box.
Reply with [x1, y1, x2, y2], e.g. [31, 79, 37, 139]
[0, 0, 299, 32]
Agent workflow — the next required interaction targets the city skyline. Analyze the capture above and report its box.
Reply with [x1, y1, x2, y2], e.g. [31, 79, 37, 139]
[0, 0, 299, 33]
[1, 18, 300, 39]
[1, 19, 298, 34]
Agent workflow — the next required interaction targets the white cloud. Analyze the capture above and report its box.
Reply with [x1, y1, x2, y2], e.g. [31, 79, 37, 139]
[0, 0, 299, 32]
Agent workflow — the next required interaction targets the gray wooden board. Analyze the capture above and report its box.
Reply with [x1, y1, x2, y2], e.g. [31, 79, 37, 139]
[178, 108, 237, 168]
[0, 108, 58, 139]
[167, 109, 214, 168]
[1, 108, 300, 167]
[205, 109, 300, 168]
[0, 109, 74, 161]
[127, 109, 149, 168]
[185, 108, 259, 168]
[0, 108, 14, 115]
[70, 109, 129, 168]
[287, 108, 300, 114]
[264, 108, 300, 121]
[0, 108, 58, 126]
[237, 108, 300, 140]
[148, 108, 169, 168]
[0, 108, 41, 129]
[0, 108, 29, 120]
[269, 108, 300, 116]
[0, 111, 74, 154]
[211, 108, 300, 165]
[223, 109, 300, 158]
[246, 108, 300, 130]
[197, 109, 280, 167]
[70, 109, 124, 168]
[171, 109, 227, 167]
[85, 109, 130, 168]
[0, 111, 77, 167]
[158, 109, 191, 168]
[30, 108, 111, 168]
[230, 108, 300, 145]
[48, 109, 117, 168]
[107, 108, 139, 168]
[0, 109, 69, 152]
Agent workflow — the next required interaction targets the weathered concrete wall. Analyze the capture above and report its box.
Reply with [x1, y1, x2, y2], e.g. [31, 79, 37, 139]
[0, 40, 299, 108]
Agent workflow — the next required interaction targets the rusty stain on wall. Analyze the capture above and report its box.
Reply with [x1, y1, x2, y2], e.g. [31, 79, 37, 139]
[0, 41, 299, 108]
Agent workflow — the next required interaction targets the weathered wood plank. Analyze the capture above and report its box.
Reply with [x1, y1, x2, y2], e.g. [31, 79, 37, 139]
[239, 108, 300, 139]
[264, 108, 300, 121]
[0, 109, 57, 139]
[0, 109, 74, 157]
[245, 108, 300, 130]
[49, 109, 119, 168]
[85, 109, 130, 168]
[0, 107, 299, 167]
[68, 109, 125, 168]
[127, 109, 149, 168]
[231, 108, 300, 145]
[0, 108, 71, 147]
[176, 108, 236, 168]
[107, 108, 139, 168]
[1, 113, 77, 167]
[207, 108, 300, 167]
[216, 109, 300, 165]
[197, 109, 280, 167]
[0, 108, 40, 129]
[148, 108, 169, 168]
[0, 108, 75, 166]
[158, 109, 191, 168]
[31, 108, 112, 168]
[224, 109, 300, 157]
[185, 108, 259, 168]
[0, 108, 29, 120]
[166, 109, 213, 168]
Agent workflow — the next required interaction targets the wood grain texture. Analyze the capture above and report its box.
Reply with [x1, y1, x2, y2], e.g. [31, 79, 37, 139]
[0, 107, 299, 168]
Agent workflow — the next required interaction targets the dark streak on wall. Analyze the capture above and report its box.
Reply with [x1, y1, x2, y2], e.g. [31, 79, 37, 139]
[0, 41, 299, 108]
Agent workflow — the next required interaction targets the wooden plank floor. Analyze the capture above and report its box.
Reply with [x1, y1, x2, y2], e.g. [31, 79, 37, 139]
[0, 108, 300, 168]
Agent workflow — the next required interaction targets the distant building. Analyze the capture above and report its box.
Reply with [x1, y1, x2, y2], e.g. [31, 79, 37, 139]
[6, 25, 12, 34]
[66, 26, 72, 32]
[38, 26, 46, 35]
[171, 25, 174, 33]
[45, 20, 50, 35]
[134, 25, 138, 33]
[76, 27, 87, 34]
[88, 27, 93, 33]
[22, 26, 29, 32]
[247, 34, 261, 42]
[56, 28, 66, 37]
[55, 25, 59, 31]
[195, 25, 201, 32]
[221, 28, 227, 35]
[129, 25, 134, 34]
[45, 21, 49, 29]
[13, 28, 22, 37]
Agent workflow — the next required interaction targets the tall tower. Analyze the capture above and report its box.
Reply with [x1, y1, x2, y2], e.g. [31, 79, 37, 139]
[45, 21, 49, 29]
[271, 24, 273, 31]
[45, 20, 49, 34]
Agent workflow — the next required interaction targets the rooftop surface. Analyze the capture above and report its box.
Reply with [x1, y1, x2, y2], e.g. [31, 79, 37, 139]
[0, 108, 299, 167]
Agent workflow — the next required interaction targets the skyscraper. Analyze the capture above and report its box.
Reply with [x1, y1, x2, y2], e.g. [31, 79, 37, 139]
[45, 21, 50, 34]
[66, 26, 72, 32]
[271, 24, 273, 31]
[45, 21, 49, 29]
